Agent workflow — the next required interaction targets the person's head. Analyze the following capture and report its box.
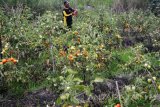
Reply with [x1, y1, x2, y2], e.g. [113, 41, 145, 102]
[64, 0, 70, 8]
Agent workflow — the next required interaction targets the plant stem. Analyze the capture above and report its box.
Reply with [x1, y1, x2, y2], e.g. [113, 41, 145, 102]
[0, 35, 2, 59]
[49, 34, 55, 73]
[116, 81, 123, 107]
[146, 69, 158, 95]
[0, 21, 2, 59]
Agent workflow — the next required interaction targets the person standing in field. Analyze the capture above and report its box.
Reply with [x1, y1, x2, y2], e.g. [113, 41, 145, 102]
[63, 0, 77, 28]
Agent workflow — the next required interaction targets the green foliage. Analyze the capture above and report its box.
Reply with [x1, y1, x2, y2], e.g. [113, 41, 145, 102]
[112, 0, 149, 12]
[150, 0, 160, 16]
[0, 3, 160, 106]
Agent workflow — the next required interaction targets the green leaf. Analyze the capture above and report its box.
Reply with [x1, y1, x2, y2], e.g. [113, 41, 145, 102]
[72, 85, 85, 91]
[70, 97, 79, 104]
[60, 93, 70, 100]
[94, 77, 104, 82]
[67, 69, 78, 74]
[56, 97, 62, 105]
[84, 103, 89, 107]
[73, 78, 83, 83]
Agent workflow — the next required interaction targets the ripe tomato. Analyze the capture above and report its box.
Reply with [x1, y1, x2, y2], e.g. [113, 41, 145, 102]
[68, 54, 74, 62]
[13, 59, 17, 64]
[2, 59, 7, 64]
[10, 57, 15, 61]
[8, 57, 15, 62]
[116, 104, 121, 107]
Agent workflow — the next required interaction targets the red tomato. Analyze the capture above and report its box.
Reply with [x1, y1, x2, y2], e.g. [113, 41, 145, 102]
[116, 104, 121, 107]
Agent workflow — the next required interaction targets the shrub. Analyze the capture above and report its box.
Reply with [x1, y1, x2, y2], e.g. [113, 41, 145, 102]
[149, 0, 160, 16]
[112, 0, 149, 12]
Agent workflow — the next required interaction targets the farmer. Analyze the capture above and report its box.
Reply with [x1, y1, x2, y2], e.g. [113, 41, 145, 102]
[63, 0, 77, 28]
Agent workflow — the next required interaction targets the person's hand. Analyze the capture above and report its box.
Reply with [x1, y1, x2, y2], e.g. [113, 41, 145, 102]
[73, 9, 78, 16]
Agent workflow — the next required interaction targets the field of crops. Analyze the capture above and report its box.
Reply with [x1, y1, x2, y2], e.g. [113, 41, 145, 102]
[0, 0, 160, 107]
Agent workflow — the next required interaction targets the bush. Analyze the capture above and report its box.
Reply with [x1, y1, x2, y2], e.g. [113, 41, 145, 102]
[150, 0, 160, 16]
[112, 0, 149, 12]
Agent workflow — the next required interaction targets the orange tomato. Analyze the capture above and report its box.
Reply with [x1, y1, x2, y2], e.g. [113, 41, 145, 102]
[59, 50, 66, 57]
[10, 57, 15, 61]
[8, 57, 15, 62]
[13, 59, 17, 64]
[2, 59, 7, 64]
[0, 62, 3, 65]
[68, 54, 74, 62]
[115, 104, 121, 107]
[77, 37, 81, 43]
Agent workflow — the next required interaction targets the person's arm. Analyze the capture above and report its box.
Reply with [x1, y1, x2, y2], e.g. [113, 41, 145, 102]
[70, 7, 75, 12]
[63, 11, 72, 17]
[69, 7, 78, 16]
